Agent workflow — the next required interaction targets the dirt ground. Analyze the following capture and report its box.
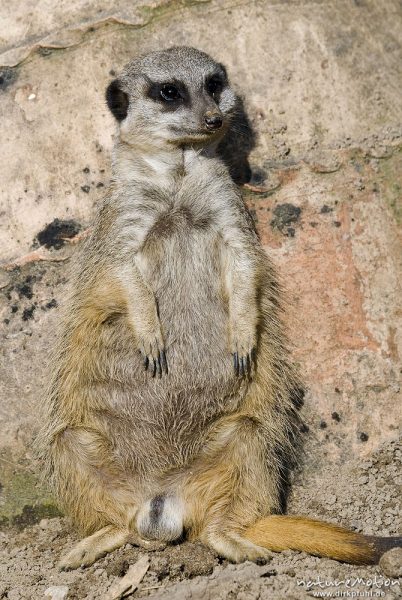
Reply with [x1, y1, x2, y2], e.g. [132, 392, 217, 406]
[1, 0, 402, 598]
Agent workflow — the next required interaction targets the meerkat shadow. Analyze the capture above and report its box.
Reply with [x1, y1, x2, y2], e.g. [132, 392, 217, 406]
[217, 95, 256, 185]
[276, 385, 307, 513]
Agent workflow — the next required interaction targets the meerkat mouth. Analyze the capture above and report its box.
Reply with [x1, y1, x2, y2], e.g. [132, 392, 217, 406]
[171, 127, 216, 137]
[168, 126, 226, 144]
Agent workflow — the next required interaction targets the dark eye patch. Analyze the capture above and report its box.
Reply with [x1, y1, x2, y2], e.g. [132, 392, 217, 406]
[147, 80, 189, 109]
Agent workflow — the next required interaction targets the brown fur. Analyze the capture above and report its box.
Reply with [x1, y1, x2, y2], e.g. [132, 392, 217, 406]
[37, 47, 401, 569]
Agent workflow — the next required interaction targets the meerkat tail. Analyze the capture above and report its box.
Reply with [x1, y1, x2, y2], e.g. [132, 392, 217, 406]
[244, 515, 402, 564]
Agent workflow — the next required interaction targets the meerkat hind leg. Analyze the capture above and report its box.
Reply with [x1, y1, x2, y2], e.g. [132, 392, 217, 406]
[183, 414, 280, 563]
[59, 525, 130, 570]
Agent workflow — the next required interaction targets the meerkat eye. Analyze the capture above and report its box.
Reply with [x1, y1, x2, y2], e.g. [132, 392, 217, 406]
[206, 77, 223, 98]
[160, 84, 181, 102]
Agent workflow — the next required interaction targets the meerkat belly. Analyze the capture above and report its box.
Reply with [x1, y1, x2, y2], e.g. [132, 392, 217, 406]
[146, 226, 236, 392]
[94, 222, 246, 472]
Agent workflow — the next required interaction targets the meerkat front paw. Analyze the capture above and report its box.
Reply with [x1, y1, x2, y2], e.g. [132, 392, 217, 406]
[136, 326, 168, 377]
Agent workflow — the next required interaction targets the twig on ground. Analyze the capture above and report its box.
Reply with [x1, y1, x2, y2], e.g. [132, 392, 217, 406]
[242, 183, 271, 193]
[2, 248, 70, 271]
[1, 228, 91, 271]
[106, 555, 150, 600]
[62, 227, 92, 244]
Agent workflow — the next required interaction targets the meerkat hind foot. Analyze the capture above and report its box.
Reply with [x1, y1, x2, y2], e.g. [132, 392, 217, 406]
[207, 531, 273, 563]
[59, 525, 130, 570]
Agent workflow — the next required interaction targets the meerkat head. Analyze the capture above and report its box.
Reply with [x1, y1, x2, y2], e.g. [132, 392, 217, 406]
[106, 46, 236, 148]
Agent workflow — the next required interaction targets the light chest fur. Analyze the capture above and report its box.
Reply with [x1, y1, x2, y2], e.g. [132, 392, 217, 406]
[68, 146, 250, 475]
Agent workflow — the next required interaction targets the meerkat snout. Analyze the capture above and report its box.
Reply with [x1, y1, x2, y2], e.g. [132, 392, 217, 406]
[105, 46, 236, 147]
[204, 111, 223, 130]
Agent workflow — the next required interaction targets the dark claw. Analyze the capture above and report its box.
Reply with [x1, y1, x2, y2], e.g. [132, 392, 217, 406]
[160, 349, 168, 374]
[233, 351, 255, 379]
[152, 359, 157, 377]
[156, 353, 162, 377]
[233, 352, 239, 375]
[249, 349, 257, 376]
[144, 355, 149, 371]
[239, 356, 245, 377]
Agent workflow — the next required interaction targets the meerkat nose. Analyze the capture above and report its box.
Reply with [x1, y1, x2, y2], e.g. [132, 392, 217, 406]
[205, 113, 223, 130]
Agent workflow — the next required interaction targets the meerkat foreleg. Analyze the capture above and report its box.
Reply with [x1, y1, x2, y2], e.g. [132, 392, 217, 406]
[222, 239, 260, 376]
[228, 265, 258, 376]
[119, 261, 168, 376]
[88, 261, 167, 375]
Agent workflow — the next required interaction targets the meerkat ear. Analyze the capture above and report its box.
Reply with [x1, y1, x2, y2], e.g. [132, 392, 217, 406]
[106, 79, 129, 121]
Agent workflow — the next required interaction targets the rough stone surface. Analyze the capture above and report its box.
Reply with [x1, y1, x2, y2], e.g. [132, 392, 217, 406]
[1, 0, 402, 598]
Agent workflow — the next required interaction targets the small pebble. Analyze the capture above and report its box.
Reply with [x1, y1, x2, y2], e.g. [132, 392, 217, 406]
[44, 586, 69, 600]
[358, 475, 369, 484]
[379, 547, 402, 578]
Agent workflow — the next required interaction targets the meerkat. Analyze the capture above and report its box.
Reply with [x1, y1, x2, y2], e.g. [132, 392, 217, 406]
[38, 46, 401, 570]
